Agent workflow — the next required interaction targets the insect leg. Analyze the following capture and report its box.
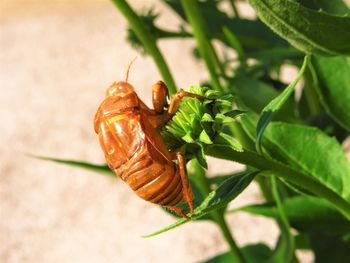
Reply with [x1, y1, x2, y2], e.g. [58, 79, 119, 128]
[139, 82, 170, 128]
[165, 206, 190, 219]
[168, 91, 205, 115]
[140, 110, 171, 128]
[150, 81, 205, 126]
[152, 81, 168, 114]
[146, 90, 206, 128]
[175, 152, 194, 213]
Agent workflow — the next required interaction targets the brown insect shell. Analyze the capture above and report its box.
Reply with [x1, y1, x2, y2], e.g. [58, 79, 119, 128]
[94, 81, 183, 206]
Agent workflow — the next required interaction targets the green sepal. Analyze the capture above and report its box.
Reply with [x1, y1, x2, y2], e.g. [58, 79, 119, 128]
[199, 129, 213, 144]
[201, 113, 214, 122]
[182, 132, 195, 143]
[195, 144, 208, 169]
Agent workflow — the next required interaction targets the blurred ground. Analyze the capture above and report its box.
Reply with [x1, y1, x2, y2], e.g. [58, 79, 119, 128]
[0, 1, 316, 262]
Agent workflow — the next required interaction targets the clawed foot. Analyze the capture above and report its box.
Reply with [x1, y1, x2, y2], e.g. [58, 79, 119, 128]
[166, 206, 192, 220]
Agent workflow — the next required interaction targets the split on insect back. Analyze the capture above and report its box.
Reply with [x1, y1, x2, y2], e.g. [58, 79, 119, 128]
[94, 63, 243, 219]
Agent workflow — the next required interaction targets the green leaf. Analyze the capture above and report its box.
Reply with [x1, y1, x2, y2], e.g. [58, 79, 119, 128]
[263, 122, 350, 202]
[310, 232, 350, 263]
[143, 171, 257, 237]
[236, 195, 350, 234]
[142, 218, 188, 238]
[214, 132, 243, 152]
[162, 177, 211, 221]
[256, 55, 309, 153]
[311, 56, 350, 132]
[209, 172, 246, 190]
[205, 143, 350, 219]
[224, 110, 246, 118]
[231, 77, 296, 119]
[246, 47, 303, 61]
[294, 234, 310, 250]
[247, 0, 350, 55]
[296, 0, 350, 16]
[205, 172, 256, 212]
[31, 155, 114, 176]
[203, 243, 272, 263]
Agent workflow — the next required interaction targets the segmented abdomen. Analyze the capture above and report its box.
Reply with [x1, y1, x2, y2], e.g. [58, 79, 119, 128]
[116, 140, 183, 206]
[98, 111, 183, 206]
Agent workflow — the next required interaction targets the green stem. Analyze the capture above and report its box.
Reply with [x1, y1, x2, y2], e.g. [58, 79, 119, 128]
[214, 214, 246, 263]
[271, 178, 289, 229]
[223, 26, 246, 68]
[111, 0, 177, 96]
[180, 0, 224, 92]
[255, 174, 274, 201]
[205, 146, 350, 220]
[229, 0, 240, 18]
[190, 160, 247, 263]
[271, 176, 295, 262]
[228, 122, 273, 201]
[228, 122, 254, 151]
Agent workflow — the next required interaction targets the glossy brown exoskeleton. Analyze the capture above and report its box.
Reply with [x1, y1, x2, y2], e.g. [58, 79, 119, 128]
[94, 75, 203, 218]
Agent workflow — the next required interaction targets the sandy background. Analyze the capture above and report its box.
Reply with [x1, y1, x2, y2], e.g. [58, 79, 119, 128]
[0, 0, 335, 262]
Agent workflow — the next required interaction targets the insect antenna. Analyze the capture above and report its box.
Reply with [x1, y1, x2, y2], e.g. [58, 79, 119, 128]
[125, 56, 137, 82]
